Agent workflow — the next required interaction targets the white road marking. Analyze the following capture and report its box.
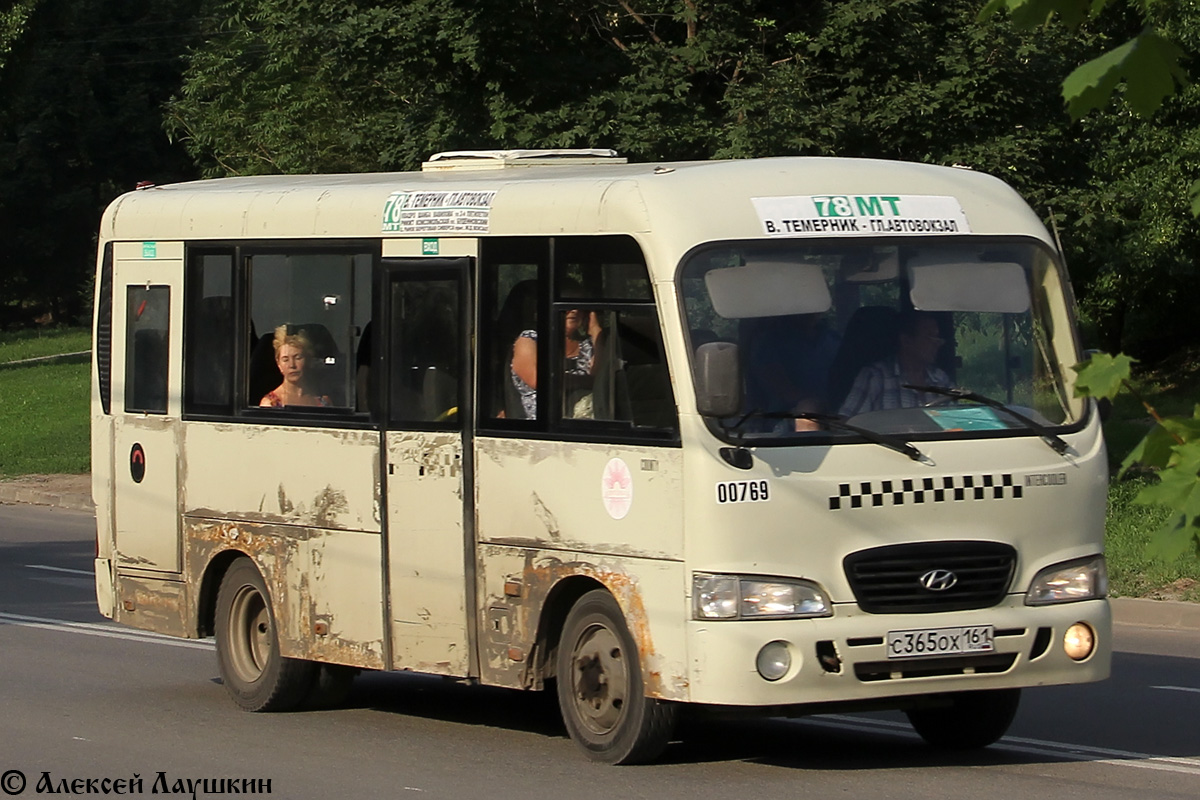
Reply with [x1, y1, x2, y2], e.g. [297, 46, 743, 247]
[0, 611, 213, 650]
[805, 715, 1200, 777]
[1152, 685, 1200, 694]
[26, 564, 94, 577]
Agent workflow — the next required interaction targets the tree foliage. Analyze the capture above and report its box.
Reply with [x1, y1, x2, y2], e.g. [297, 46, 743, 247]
[0, 0, 204, 326]
[1076, 354, 1200, 560]
[0, 1, 41, 73]
[167, 0, 1096, 177]
[980, 0, 1189, 118]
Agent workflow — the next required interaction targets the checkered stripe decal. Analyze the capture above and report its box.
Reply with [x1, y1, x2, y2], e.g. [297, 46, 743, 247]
[829, 474, 1023, 510]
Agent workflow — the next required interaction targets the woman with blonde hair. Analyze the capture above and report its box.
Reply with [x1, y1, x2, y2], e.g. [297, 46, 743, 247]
[259, 325, 331, 407]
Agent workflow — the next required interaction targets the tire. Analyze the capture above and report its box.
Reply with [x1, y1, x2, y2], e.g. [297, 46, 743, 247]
[556, 589, 677, 764]
[905, 688, 1021, 749]
[214, 557, 316, 712]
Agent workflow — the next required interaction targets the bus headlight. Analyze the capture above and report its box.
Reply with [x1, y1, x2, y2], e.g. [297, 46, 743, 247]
[1025, 555, 1107, 605]
[693, 574, 831, 619]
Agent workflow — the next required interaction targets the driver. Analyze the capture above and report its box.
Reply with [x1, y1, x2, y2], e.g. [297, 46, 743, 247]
[838, 312, 951, 416]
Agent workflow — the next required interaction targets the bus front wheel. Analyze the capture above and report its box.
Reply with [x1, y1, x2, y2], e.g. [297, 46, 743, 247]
[214, 557, 316, 712]
[556, 589, 677, 764]
[905, 688, 1021, 749]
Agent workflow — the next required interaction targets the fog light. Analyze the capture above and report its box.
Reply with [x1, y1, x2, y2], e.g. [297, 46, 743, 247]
[756, 641, 792, 681]
[1063, 622, 1096, 661]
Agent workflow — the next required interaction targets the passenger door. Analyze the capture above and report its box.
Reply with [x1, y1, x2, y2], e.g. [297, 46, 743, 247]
[381, 258, 475, 676]
[111, 246, 183, 573]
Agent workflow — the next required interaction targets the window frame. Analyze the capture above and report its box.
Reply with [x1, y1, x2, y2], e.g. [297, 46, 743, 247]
[478, 235, 679, 445]
[181, 239, 379, 429]
[123, 283, 172, 416]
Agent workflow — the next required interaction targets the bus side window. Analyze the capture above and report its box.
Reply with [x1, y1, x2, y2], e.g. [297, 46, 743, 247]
[553, 237, 677, 433]
[246, 251, 371, 412]
[125, 285, 170, 414]
[479, 238, 546, 423]
[560, 307, 676, 430]
[184, 252, 235, 414]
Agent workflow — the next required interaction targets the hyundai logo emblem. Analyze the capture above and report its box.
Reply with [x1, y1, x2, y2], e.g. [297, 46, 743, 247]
[919, 569, 958, 592]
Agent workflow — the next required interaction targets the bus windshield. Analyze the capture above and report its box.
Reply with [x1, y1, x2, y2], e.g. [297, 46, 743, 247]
[679, 239, 1084, 444]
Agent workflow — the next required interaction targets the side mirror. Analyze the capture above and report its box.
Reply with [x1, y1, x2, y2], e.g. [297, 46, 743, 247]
[694, 342, 741, 418]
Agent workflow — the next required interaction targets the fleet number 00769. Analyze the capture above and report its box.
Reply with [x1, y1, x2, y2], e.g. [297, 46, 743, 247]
[715, 480, 770, 504]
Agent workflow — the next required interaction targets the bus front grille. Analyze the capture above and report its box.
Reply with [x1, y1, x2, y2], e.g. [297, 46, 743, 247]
[843, 541, 1017, 614]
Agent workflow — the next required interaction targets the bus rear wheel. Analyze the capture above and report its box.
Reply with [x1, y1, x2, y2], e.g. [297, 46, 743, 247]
[905, 688, 1021, 749]
[214, 557, 316, 712]
[556, 589, 677, 764]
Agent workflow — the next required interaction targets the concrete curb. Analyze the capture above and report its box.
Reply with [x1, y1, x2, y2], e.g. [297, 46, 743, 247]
[1110, 596, 1200, 631]
[0, 475, 93, 512]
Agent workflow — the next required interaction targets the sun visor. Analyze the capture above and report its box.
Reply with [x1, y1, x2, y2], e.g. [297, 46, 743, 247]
[704, 261, 832, 319]
[908, 259, 1030, 313]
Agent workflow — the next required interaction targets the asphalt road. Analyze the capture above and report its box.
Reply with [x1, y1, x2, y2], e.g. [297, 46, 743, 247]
[1, 503, 1198, 799]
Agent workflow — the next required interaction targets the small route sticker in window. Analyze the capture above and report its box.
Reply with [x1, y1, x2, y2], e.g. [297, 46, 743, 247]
[601, 457, 633, 520]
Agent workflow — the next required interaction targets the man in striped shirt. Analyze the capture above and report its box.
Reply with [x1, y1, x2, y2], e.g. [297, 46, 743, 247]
[838, 312, 951, 417]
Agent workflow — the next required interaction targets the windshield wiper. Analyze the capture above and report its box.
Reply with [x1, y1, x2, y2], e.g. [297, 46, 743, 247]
[904, 385, 1070, 456]
[725, 409, 926, 462]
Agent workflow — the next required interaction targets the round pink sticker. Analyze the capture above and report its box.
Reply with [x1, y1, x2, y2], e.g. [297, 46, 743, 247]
[601, 457, 634, 520]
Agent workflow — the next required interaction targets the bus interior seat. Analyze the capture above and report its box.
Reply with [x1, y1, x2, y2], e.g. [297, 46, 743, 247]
[190, 296, 234, 406]
[825, 306, 898, 414]
[130, 328, 168, 411]
[422, 367, 458, 421]
[355, 321, 373, 412]
[615, 314, 674, 427]
[586, 314, 673, 427]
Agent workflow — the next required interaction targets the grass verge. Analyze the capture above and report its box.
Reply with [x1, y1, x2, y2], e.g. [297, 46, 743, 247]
[1105, 478, 1200, 601]
[0, 328, 91, 475]
[0, 327, 91, 362]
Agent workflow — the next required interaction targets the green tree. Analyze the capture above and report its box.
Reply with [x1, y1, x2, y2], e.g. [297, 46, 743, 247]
[169, 0, 1094, 177]
[981, 0, 1189, 118]
[993, 2, 1200, 560]
[0, 1, 41, 72]
[0, 0, 204, 326]
[981, 0, 1200, 216]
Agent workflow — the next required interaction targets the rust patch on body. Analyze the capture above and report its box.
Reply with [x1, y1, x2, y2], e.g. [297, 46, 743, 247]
[113, 574, 190, 638]
[481, 551, 678, 699]
[185, 517, 385, 670]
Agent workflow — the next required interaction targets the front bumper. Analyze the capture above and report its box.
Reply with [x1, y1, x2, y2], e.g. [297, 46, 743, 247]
[683, 596, 1110, 707]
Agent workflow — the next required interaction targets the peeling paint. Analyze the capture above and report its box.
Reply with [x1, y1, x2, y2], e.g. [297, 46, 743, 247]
[112, 574, 189, 638]
[483, 537, 678, 562]
[478, 437, 573, 467]
[477, 549, 685, 700]
[277, 484, 294, 515]
[185, 517, 386, 670]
